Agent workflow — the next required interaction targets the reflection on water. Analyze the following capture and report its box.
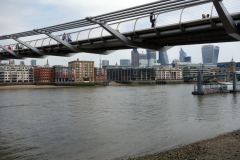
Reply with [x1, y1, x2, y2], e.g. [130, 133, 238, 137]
[0, 84, 240, 160]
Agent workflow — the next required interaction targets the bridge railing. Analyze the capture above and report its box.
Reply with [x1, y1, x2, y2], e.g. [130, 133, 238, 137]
[1, 0, 240, 54]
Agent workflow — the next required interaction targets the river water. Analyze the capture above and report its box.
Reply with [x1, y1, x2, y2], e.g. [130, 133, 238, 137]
[0, 84, 240, 160]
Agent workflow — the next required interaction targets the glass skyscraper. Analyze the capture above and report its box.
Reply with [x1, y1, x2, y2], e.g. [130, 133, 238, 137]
[139, 53, 147, 67]
[202, 45, 219, 65]
[31, 59, 37, 66]
[120, 59, 130, 66]
[158, 51, 169, 65]
[179, 48, 187, 62]
[146, 49, 156, 67]
[102, 60, 109, 66]
[184, 56, 191, 63]
[131, 48, 139, 67]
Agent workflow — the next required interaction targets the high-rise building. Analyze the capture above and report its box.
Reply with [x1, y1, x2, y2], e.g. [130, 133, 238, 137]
[202, 45, 219, 65]
[31, 60, 37, 66]
[184, 56, 191, 63]
[120, 59, 131, 66]
[158, 51, 169, 65]
[179, 48, 187, 62]
[68, 58, 94, 82]
[102, 60, 109, 67]
[146, 49, 157, 67]
[131, 48, 139, 67]
[139, 53, 147, 67]
[20, 61, 25, 66]
[9, 60, 15, 65]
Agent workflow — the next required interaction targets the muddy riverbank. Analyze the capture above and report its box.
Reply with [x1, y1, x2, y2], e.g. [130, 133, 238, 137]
[129, 129, 240, 160]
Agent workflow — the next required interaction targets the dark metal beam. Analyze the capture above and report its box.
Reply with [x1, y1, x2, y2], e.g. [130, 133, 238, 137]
[86, 17, 173, 52]
[212, 0, 240, 40]
[34, 29, 117, 55]
[4, 35, 45, 56]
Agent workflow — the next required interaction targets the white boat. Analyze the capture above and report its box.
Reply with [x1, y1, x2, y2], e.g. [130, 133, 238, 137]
[218, 82, 233, 91]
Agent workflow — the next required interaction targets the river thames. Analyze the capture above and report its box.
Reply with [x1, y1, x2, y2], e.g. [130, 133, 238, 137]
[0, 84, 240, 160]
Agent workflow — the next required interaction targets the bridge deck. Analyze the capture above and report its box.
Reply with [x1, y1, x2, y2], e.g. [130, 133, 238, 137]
[0, 0, 240, 60]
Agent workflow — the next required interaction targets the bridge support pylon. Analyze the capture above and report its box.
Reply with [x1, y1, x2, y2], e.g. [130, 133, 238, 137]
[212, 0, 240, 40]
[197, 69, 204, 94]
[231, 72, 237, 93]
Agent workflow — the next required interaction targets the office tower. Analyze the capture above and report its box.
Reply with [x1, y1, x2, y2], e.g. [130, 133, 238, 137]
[20, 61, 25, 66]
[131, 48, 139, 67]
[120, 59, 131, 66]
[202, 45, 219, 65]
[31, 59, 37, 66]
[179, 48, 187, 62]
[139, 53, 147, 67]
[9, 60, 15, 65]
[184, 56, 191, 63]
[102, 60, 109, 66]
[146, 49, 156, 67]
[158, 51, 169, 65]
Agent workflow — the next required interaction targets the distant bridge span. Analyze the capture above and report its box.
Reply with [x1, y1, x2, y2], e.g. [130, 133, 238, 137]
[0, 0, 240, 60]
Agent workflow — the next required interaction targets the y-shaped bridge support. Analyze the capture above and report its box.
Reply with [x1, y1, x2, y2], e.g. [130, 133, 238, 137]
[34, 29, 115, 55]
[86, 17, 172, 52]
[212, 0, 240, 40]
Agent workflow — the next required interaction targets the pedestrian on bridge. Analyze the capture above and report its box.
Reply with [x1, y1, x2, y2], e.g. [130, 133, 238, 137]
[67, 33, 72, 42]
[62, 33, 66, 41]
[202, 14, 206, 19]
[15, 44, 19, 50]
[8, 45, 12, 50]
[150, 12, 155, 28]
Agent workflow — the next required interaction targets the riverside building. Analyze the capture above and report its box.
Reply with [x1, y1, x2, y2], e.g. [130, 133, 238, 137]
[107, 67, 155, 81]
[94, 67, 107, 82]
[34, 67, 54, 82]
[54, 66, 75, 82]
[68, 59, 94, 82]
[0, 65, 34, 83]
[155, 66, 183, 81]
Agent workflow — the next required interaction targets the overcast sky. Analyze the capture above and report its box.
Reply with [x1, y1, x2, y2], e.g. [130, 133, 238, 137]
[0, 0, 239, 66]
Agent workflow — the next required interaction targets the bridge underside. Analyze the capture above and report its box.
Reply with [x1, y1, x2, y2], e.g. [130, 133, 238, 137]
[1, 14, 240, 60]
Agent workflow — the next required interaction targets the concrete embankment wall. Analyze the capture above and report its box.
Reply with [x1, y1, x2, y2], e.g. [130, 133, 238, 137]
[0, 82, 107, 87]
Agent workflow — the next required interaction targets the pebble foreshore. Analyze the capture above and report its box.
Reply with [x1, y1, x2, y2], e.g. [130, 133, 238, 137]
[128, 130, 240, 160]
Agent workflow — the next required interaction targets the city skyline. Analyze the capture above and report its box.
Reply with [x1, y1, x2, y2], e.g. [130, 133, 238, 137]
[0, 0, 240, 66]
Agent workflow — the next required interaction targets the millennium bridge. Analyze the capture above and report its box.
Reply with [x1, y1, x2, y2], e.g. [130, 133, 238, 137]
[0, 0, 240, 60]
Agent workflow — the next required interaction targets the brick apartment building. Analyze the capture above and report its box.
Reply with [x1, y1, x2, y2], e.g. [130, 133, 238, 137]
[34, 67, 54, 82]
[68, 59, 94, 82]
[94, 67, 107, 82]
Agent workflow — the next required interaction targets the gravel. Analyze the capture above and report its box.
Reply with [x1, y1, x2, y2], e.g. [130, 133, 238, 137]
[128, 130, 240, 160]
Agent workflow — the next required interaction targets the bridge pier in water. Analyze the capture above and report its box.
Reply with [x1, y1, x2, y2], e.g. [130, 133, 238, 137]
[231, 72, 237, 93]
[192, 69, 204, 95]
